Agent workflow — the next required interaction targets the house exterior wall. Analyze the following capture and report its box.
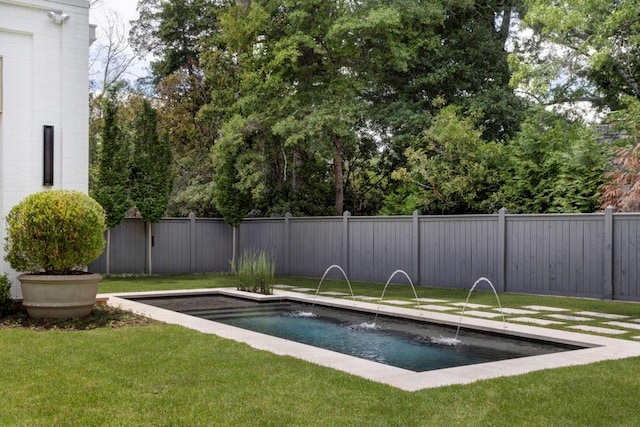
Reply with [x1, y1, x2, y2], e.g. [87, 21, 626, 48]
[0, 0, 91, 293]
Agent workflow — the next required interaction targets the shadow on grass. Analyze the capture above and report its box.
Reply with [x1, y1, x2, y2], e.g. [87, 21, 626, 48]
[0, 302, 154, 331]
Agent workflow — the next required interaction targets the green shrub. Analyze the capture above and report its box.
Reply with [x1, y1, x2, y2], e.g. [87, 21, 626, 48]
[0, 274, 12, 316]
[234, 250, 275, 295]
[4, 190, 106, 274]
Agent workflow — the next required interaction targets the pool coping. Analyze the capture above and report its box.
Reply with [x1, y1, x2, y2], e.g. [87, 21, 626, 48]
[102, 288, 640, 392]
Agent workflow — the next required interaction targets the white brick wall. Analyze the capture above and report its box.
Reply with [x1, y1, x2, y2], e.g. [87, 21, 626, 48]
[0, 0, 91, 294]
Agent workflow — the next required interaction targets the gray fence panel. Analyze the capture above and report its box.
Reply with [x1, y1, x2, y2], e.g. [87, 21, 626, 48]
[90, 219, 146, 274]
[151, 219, 191, 274]
[239, 219, 286, 273]
[505, 215, 604, 298]
[613, 214, 640, 301]
[194, 219, 233, 273]
[419, 216, 498, 288]
[288, 218, 343, 278]
[348, 217, 414, 283]
[90, 211, 640, 302]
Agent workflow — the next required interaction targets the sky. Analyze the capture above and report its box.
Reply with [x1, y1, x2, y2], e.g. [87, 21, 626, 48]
[90, 0, 139, 26]
[89, 0, 149, 84]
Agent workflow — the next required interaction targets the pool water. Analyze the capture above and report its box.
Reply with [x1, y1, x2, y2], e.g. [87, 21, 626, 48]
[131, 294, 583, 372]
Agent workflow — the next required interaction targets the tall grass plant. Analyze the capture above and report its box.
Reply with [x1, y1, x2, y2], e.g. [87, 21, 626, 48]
[234, 250, 276, 294]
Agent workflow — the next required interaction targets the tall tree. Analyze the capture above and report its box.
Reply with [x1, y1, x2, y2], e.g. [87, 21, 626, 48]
[500, 108, 608, 213]
[130, 98, 173, 223]
[510, 0, 640, 110]
[130, 0, 223, 80]
[130, 98, 173, 273]
[91, 88, 131, 274]
[389, 106, 508, 214]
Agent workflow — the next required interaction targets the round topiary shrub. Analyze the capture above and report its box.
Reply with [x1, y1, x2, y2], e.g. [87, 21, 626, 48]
[4, 190, 106, 274]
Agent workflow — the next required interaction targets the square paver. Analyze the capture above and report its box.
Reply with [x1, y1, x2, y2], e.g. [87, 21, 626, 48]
[575, 311, 629, 320]
[497, 308, 539, 315]
[449, 302, 492, 309]
[291, 287, 315, 292]
[522, 305, 570, 312]
[569, 325, 628, 335]
[458, 310, 503, 319]
[419, 304, 458, 312]
[353, 295, 380, 301]
[319, 291, 349, 296]
[415, 298, 449, 303]
[380, 299, 414, 305]
[546, 314, 594, 321]
[510, 317, 565, 326]
[605, 321, 640, 331]
[273, 284, 295, 288]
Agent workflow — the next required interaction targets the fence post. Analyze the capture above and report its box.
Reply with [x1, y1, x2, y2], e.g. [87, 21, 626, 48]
[189, 212, 196, 273]
[497, 207, 508, 292]
[412, 210, 420, 285]
[284, 212, 292, 276]
[603, 206, 615, 300]
[343, 211, 351, 273]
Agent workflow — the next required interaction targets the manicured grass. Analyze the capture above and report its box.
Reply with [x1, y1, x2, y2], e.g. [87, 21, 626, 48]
[1, 274, 637, 425]
[2, 322, 640, 426]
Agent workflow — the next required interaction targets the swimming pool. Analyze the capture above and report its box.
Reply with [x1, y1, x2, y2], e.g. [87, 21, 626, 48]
[127, 294, 582, 372]
[105, 288, 640, 391]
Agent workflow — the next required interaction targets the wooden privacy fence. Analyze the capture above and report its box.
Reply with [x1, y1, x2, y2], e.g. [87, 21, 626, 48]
[90, 207, 640, 301]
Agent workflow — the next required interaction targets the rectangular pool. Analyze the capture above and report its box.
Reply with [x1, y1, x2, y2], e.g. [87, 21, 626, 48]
[128, 294, 582, 372]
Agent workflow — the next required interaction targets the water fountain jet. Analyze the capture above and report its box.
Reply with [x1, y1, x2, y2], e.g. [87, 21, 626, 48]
[372, 270, 422, 326]
[303, 265, 356, 316]
[452, 276, 506, 343]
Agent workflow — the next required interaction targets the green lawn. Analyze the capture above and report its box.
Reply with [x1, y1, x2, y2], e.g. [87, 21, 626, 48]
[1, 274, 640, 426]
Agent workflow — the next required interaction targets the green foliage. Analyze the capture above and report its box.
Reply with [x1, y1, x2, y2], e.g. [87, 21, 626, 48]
[157, 71, 219, 218]
[91, 89, 131, 228]
[390, 106, 508, 214]
[130, 98, 173, 223]
[0, 274, 12, 316]
[4, 190, 106, 274]
[233, 249, 276, 295]
[500, 108, 609, 213]
[512, 0, 640, 110]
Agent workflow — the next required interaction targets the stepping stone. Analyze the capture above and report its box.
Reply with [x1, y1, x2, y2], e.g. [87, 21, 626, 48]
[546, 314, 594, 321]
[319, 291, 349, 296]
[419, 304, 458, 312]
[450, 302, 492, 309]
[353, 296, 380, 301]
[273, 284, 294, 288]
[380, 299, 413, 305]
[522, 305, 570, 312]
[291, 287, 315, 292]
[569, 325, 628, 335]
[459, 310, 504, 319]
[496, 308, 538, 315]
[575, 311, 629, 320]
[415, 298, 449, 303]
[604, 321, 640, 331]
[510, 317, 565, 326]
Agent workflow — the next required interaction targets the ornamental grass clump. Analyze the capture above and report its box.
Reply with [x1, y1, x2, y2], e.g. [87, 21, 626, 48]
[234, 249, 275, 295]
[4, 190, 106, 274]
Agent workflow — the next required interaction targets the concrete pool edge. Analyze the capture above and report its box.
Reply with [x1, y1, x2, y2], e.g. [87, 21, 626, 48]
[102, 288, 640, 392]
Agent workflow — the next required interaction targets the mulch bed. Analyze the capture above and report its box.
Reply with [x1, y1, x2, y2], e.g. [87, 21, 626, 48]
[0, 302, 155, 331]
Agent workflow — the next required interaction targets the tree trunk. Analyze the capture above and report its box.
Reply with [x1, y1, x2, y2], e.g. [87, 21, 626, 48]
[333, 135, 344, 215]
[146, 222, 153, 274]
[106, 228, 111, 275]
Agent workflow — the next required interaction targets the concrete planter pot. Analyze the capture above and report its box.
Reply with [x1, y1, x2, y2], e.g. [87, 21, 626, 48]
[17, 273, 101, 318]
